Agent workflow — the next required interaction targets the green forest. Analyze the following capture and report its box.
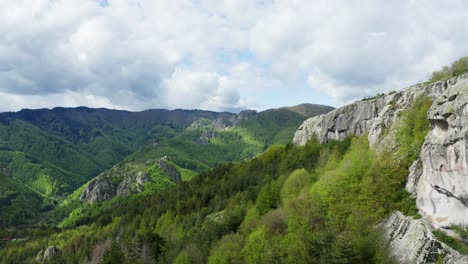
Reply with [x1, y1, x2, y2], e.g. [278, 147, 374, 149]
[0, 97, 431, 263]
[0, 106, 331, 227]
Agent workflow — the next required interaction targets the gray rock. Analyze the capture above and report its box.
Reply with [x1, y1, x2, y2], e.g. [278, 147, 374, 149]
[36, 246, 62, 263]
[80, 178, 116, 203]
[157, 157, 181, 183]
[237, 110, 257, 122]
[44, 246, 61, 261]
[293, 73, 468, 263]
[194, 129, 216, 144]
[35, 250, 44, 263]
[2, 167, 11, 177]
[416, 78, 468, 228]
[293, 75, 465, 147]
[136, 171, 151, 192]
[384, 212, 468, 264]
[116, 176, 134, 196]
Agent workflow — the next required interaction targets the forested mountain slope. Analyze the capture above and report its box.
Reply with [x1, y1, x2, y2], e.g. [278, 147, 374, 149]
[0, 104, 332, 226]
[2, 75, 468, 263]
[294, 73, 468, 263]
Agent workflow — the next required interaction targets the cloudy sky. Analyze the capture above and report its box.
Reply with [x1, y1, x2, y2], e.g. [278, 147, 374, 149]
[1, 0, 467, 112]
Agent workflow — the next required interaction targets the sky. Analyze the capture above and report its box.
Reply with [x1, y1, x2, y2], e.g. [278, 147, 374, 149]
[0, 0, 467, 113]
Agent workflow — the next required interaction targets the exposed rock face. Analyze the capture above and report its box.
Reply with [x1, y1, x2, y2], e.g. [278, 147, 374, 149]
[44, 246, 62, 261]
[384, 212, 468, 264]
[157, 157, 181, 183]
[194, 129, 217, 145]
[80, 162, 151, 203]
[80, 178, 116, 203]
[292, 77, 461, 147]
[35, 250, 44, 263]
[414, 79, 468, 228]
[2, 167, 11, 177]
[237, 110, 258, 122]
[80, 158, 182, 203]
[36, 246, 62, 263]
[293, 74, 468, 263]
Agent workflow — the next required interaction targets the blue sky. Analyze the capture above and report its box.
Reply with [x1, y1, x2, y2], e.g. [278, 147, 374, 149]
[0, 0, 467, 112]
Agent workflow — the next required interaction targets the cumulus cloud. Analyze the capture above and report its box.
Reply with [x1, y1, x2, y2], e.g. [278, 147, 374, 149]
[0, 0, 467, 111]
[250, 0, 468, 104]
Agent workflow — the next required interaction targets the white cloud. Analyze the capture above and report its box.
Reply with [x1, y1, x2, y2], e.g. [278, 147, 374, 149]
[0, 0, 468, 111]
[162, 68, 245, 112]
[250, 0, 468, 105]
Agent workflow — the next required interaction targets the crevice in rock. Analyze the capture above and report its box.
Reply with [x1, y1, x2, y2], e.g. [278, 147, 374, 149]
[430, 119, 449, 131]
[432, 184, 468, 207]
[448, 94, 458, 101]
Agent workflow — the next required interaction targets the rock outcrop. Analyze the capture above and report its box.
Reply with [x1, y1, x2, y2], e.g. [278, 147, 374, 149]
[80, 157, 183, 203]
[384, 212, 468, 264]
[414, 79, 468, 229]
[2, 167, 11, 177]
[293, 77, 456, 148]
[80, 178, 116, 203]
[293, 74, 468, 263]
[36, 246, 62, 263]
[80, 162, 151, 203]
[156, 157, 181, 183]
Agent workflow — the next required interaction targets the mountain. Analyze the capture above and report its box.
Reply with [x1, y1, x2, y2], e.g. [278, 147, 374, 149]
[2, 72, 467, 263]
[0, 104, 333, 226]
[294, 74, 468, 263]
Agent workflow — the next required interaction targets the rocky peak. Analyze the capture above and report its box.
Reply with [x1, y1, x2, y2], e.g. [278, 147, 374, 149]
[294, 74, 468, 147]
[80, 178, 116, 203]
[237, 109, 258, 122]
[80, 157, 184, 204]
[293, 73, 468, 263]
[80, 161, 152, 204]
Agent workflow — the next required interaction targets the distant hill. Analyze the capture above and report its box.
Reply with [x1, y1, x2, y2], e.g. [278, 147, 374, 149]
[280, 103, 334, 117]
[0, 104, 333, 226]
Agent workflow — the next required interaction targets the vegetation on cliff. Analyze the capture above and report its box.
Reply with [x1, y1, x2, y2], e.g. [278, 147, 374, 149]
[429, 56, 468, 82]
[0, 97, 430, 263]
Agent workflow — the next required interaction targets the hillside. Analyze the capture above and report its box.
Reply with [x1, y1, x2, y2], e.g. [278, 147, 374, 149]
[294, 74, 468, 263]
[0, 104, 332, 226]
[2, 74, 468, 263]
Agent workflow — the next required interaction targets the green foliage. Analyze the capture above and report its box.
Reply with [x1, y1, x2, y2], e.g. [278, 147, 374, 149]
[101, 241, 124, 264]
[207, 234, 244, 264]
[361, 93, 385, 101]
[429, 56, 468, 82]
[281, 169, 313, 201]
[0, 104, 331, 228]
[396, 96, 432, 166]
[255, 176, 285, 215]
[0, 99, 435, 263]
[174, 251, 191, 264]
[241, 226, 275, 264]
[433, 230, 468, 254]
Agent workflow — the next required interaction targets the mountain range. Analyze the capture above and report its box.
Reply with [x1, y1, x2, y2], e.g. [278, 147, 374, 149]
[1, 64, 468, 264]
[0, 103, 333, 227]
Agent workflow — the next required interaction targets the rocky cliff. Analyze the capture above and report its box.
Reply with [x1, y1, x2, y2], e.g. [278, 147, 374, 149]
[80, 157, 183, 203]
[294, 74, 468, 263]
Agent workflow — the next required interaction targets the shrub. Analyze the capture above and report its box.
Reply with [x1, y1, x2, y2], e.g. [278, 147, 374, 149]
[429, 56, 468, 82]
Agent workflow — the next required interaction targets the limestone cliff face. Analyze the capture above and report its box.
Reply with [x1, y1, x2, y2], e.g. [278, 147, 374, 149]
[414, 79, 468, 229]
[293, 77, 457, 148]
[293, 74, 468, 263]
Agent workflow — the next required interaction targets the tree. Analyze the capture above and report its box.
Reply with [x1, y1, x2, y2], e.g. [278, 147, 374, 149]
[101, 241, 124, 264]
